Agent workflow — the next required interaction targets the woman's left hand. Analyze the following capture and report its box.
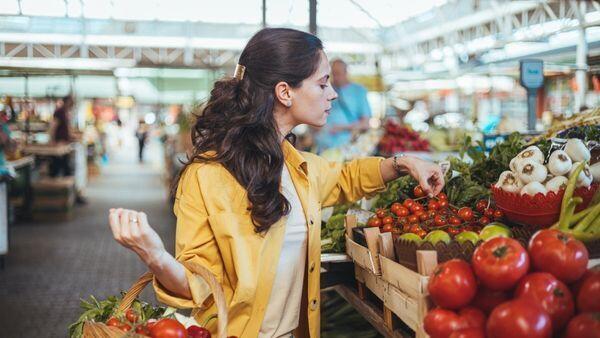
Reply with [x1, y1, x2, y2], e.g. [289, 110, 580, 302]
[405, 157, 445, 197]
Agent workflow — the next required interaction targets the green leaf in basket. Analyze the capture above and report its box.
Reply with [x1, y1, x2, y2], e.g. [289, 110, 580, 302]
[162, 307, 178, 318]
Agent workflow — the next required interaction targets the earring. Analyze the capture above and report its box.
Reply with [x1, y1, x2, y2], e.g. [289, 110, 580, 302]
[286, 102, 292, 107]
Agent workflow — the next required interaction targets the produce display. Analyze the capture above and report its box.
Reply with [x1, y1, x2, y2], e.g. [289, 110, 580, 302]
[377, 120, 430, 155]
[424, 230, 598, 338]
[69, 294, 231, 338]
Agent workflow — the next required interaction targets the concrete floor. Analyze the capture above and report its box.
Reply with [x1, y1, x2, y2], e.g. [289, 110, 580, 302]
[0, 140, 176, 337]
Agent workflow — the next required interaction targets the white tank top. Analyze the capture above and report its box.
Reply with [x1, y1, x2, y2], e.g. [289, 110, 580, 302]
[258, 165, 308, 338]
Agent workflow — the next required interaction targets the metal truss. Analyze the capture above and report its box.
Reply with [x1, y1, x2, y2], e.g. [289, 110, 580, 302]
[384, 0, 600, 68]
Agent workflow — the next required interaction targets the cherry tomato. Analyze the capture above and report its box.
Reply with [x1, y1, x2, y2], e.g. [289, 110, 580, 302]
[439, 200, 449, 208]
[414, 185, 426, 198]
[484, 208, 495, 218]
[427, 210, 437, 219]
[428, 259, 477, 309]
[478, 216, 490, 225]
[390, 202, 403, 214]
[397, 216, 408, 225]
[437, 192, 448, 201]
[125, 308, 139, 324]
[382, 216, 394, 225]
[449, 216, 462, 226]
[428, 200, 440, 210]
[486, 299, 552, 338]
[458, 207, 474, 222]
[402, 224, 411, 232]
[135, 324, 150, 336]
[447, 227, 461, 236]
[367, 217, 382, 227]
[475, 200, 488, 213]
[118, 323, 132, 332]
[403, 199, 415, 209]
[407, 215, 419, 223]
[472, 237, 529, 291]
[528, 229, 589, 284]
[434, 215, 447, 227]
[416, 229, 427, 238]
[382, 223, 393, 233]
[493, 209, 504, 219]
[376, 208, 387, 219]
[409, 224, 422, 233]
[106, 317, 122, 327]
[411, 203, 424, 213]
[515, 272, 575, 330]
[395, 207, 410, 217]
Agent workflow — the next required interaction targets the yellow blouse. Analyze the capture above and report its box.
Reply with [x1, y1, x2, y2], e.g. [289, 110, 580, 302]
[153, 140, 386, 338]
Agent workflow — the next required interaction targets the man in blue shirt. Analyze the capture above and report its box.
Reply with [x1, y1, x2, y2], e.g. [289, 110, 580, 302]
[315, 59, 371, 152]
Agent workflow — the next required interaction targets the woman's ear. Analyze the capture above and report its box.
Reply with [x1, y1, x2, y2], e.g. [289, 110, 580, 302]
[274, 81, 293, 108]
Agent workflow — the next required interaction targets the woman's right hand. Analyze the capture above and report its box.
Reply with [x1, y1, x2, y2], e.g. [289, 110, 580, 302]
[108, 208, 166, 266]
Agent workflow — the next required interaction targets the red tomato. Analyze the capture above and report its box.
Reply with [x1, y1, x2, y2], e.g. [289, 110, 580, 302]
[149, 318, 188, 338]
[478, 216, 490, 225]
[409, 224, 422, 233]
[375, 208, 387, 219]
[437, 192, 448, 201]
[577, 270, 600, 312]
[528, 229, 589, 283]
[135, 324, 151, 336]
[367, 217, 382, 227]
[447, 227, 461, 236]
[572, 265, 600, 296]
[428, 200, 440, 210]
[428, 259, 477, 309]
[484, 208, 495, 218]
[472, 237, 530, 291]
[395, 207, 409, 217]
[458, 207, 474, 221]
[515, 272, 575, 330]
[382, 216, 394, 225]
[475, 200, 488, 212]
[439, 200, 449, 208]
[433, 215, 447, 227]
[493, 209, 504, 219]
[390, 202, 403, 214]
[449, 328, 485, 338]
[106, 317, 122, 327]
[187, 325, 211, 338]
[411, 203, 424, 213]
[486, 299, 552, 338]
[403, 199, 415, 208]
[419, 212, 429, 222]
[414, 185, 426, 198]
[118, 322, 132, 332]
[146, 319, 158, 329]
[565, 313, 600, 338]
[458, 307, 486, 329]
[424, 308, 465, 338]
[407, 215, 419, 223]
[381, 223, 393, 233]
[449, 216, 462, 226]
[470, 286, 510, 315]
[125, 308, 139, 324]
[416, 229, 427, 238]
[427, 210, 437, 219]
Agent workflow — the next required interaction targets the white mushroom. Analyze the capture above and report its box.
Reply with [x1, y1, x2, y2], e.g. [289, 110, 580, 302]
[496, 171, 522, 193]
[516, 146, 545, 164]
[569, 162, 593, 188]
[517, 159, 548, 184]
[564, 139, 591, 163]
[547, 150, 572, 176]
[521, 181, 548, 196]
[545, 176, 569, 193]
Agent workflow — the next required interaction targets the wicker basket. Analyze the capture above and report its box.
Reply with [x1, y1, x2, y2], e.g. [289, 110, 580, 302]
[83, 262, 229, 338]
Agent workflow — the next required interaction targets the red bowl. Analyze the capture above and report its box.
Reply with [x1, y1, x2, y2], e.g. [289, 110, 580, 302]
[491, 183, 598, 227]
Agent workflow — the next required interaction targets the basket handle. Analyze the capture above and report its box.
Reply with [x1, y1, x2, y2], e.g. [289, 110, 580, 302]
[116, 265, 228, 338]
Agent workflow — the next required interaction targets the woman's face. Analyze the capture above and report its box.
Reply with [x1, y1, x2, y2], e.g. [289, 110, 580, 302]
[288, 50, 338, 127]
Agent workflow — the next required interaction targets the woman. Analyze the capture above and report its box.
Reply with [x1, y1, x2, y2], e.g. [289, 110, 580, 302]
[109, 28, 444, 338]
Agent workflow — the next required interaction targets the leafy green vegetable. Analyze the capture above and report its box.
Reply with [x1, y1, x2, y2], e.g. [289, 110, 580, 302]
[321, 214, 348, 253]
[370, 175, 417, 211]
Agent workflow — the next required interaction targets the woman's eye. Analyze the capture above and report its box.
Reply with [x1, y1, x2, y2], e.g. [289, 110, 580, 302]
[320, 84, 328, 89]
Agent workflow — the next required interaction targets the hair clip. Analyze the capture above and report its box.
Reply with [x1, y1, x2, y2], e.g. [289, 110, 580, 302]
[234, 64, 246, 80]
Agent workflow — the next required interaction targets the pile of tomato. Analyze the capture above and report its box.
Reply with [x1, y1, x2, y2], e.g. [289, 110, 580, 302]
[424, 229, 600, 338]
[105, 311, 235, 338]
[367, 186, 504, 239]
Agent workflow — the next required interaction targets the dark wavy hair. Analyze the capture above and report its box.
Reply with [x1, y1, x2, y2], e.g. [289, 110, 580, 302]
[177, 28, 323, 233]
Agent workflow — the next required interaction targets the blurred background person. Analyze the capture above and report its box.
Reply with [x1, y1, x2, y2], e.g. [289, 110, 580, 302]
[315, 58, 371, 153]
[49, 95, 74, 177]
[135, 119, 149, 163]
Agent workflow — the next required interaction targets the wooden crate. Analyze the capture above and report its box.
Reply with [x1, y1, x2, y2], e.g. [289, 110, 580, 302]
[346, 215, 438, 338]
